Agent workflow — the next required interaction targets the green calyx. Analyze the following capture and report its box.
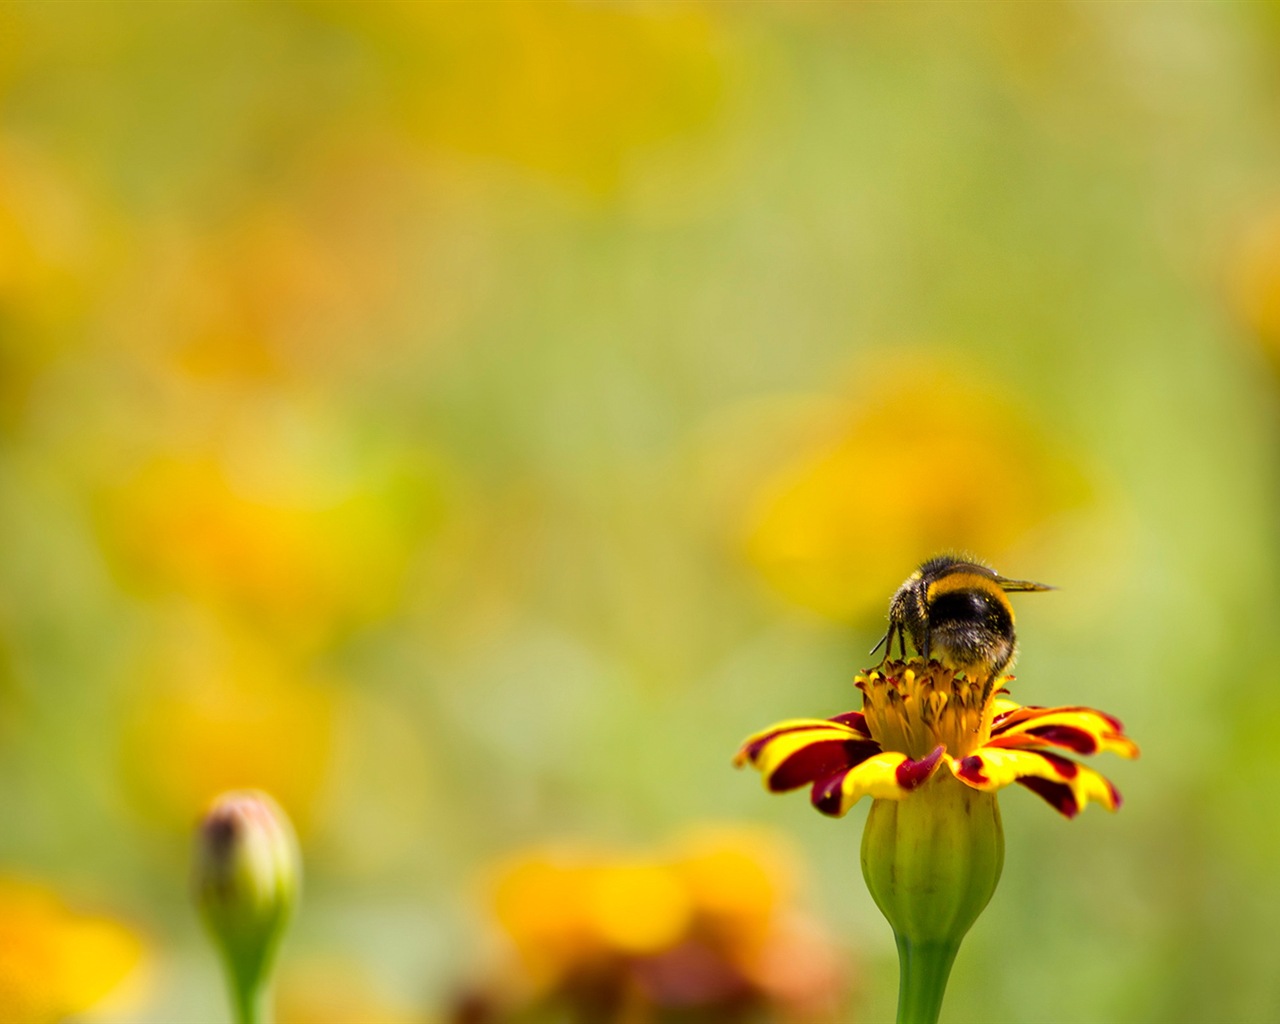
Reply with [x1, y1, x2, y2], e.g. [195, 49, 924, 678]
[861, 772, 1004, 1024]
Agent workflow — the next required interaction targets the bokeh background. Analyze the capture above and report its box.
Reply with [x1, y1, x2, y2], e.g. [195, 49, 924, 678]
[3, 3, 1280, 1022]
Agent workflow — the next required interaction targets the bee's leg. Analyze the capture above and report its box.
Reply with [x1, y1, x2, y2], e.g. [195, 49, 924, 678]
[870, 625, 891, 660]
[979, 651, 1011, 708]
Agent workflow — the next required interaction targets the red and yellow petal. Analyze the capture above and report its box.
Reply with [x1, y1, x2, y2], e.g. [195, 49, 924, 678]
[949, 747, 1121, 818]
[811, 746, 945, 817]
[734, 718, 880, 794]
[989, 705, 1139, 760]
[735, 713, 873, 758]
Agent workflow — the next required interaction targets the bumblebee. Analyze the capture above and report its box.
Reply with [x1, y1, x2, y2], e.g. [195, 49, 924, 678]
[871, 555, 1053, 682]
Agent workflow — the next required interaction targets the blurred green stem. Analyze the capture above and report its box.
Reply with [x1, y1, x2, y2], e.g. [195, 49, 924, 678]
[229, 976, 265, 1024]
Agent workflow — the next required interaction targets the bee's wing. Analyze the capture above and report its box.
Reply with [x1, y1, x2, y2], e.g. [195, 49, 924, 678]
[995, 577, 1055, 592]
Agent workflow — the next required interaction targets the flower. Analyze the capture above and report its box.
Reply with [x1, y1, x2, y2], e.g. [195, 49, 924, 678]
[739, 355, 1091, 622]
[196, 790, 301, 1024]
[465, 829, 848, 1023]
[0, 876, 145, 1024]
[735, 659, 1137, 820]
[735, 658, 1138, 1024]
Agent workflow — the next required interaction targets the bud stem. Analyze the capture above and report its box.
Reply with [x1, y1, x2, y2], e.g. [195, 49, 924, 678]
[893, 937, 958, 1024]
[229, 976, 265, 1024]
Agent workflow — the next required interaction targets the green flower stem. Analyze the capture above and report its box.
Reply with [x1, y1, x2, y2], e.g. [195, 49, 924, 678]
[229, 975, 265, 1024]
[220, 946, 270, 1024]
[894, 937, 958, 1024]
[862, 774, 1004, 1024]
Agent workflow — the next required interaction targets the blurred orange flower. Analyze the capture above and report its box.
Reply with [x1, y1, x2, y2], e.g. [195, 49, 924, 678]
[741, 353, 1090, 621]
[0, 877, 144, 1024]
[468, 828, 847, 1023]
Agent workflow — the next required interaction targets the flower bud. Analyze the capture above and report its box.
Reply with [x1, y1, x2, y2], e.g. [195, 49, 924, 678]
[195, 791, 300, 1024]
[861, 773, 1003, 1024]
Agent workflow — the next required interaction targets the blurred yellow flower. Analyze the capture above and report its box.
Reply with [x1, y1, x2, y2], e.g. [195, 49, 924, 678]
[477, 828, 845, 1022]
[96, 435, 434, 648]
[323, 0, 724, 194]
[669, 831, 783, 960]
[115, 184, 446, 387]
[120, 618, 337, 835]
[586, 863, 693, 957]
[0, 877, 144, 1024]
[491, 857, 692, 986]
[0, 139, 100, 428]
[0, 141, 95, 331]
[741, 353, 1090, 621]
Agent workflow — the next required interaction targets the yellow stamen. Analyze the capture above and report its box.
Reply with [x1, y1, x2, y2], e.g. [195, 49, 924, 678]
[858, 660, 996, 760]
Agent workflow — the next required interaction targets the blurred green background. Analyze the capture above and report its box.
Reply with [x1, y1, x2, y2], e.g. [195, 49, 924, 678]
[2, 2, 1280, 1022]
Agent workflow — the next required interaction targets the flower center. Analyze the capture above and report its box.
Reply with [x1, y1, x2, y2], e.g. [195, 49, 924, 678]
[857, 659, 996, 760]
